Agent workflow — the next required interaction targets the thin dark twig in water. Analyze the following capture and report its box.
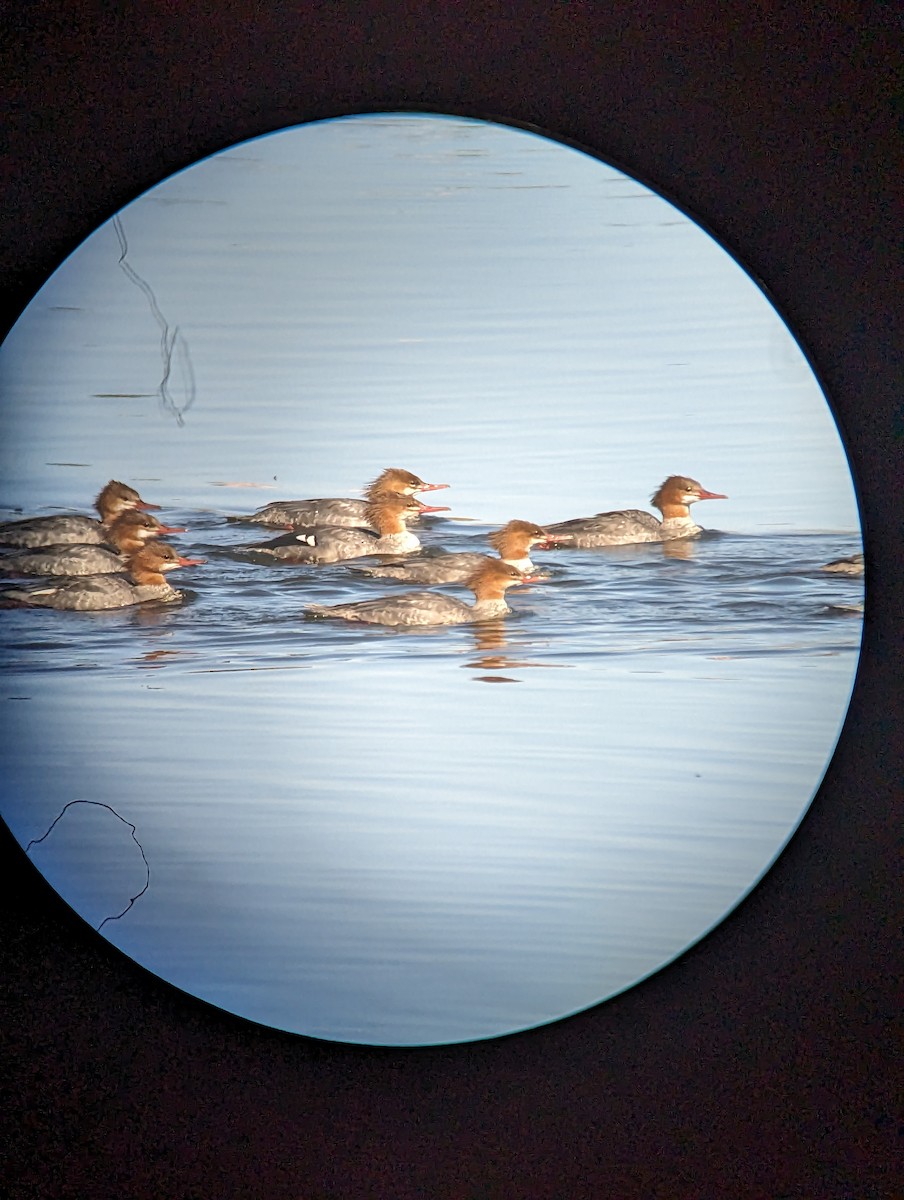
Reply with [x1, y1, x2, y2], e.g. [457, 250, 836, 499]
[112, 213, 195, 426]
[26, 799, 151, 931]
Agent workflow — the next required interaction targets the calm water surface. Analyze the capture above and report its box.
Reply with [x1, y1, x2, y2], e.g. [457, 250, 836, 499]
[0, 115, 862, 1044]
[0, 515, 862, 1044]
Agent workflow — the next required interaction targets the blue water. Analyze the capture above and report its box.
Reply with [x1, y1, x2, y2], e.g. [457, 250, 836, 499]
[0, 114, 862, 1045]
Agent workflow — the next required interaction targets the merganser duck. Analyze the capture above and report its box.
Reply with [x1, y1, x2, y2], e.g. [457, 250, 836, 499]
[228, 467, 450, 528]
[0, 511, 186, 576]
[357, 519, 568, 584]
[546, 475, 727, 546]
[247, 495, 449, 563]
[307, 559, 539, 626]
[0, 481, 161, 548]
[1, 543, 204, 610]
[820, 553, 864, 576]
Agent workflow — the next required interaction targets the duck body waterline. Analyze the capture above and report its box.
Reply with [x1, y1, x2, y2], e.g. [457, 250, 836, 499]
[546, 476, 727, 547]
[358, 550, 494, 585]
[2, 575, 181, 611]
[307, 559, 537, 627]
[820, 553, 864, 576]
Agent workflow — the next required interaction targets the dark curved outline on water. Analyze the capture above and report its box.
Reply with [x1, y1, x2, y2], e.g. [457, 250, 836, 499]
[112, 213, 195, 427]
[25, 799, 150, 932]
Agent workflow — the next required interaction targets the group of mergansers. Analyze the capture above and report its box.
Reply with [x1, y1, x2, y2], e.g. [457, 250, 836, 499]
[0, 468, 861, 622]
[0, 482, 204, 611]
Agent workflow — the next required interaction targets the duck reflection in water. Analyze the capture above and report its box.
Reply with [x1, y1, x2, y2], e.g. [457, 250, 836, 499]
[464, 618, 573, 684]
[661, 539, 698, 561]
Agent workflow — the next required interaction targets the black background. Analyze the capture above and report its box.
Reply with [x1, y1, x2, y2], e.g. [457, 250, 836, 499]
[2, 5, 900, 1197]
